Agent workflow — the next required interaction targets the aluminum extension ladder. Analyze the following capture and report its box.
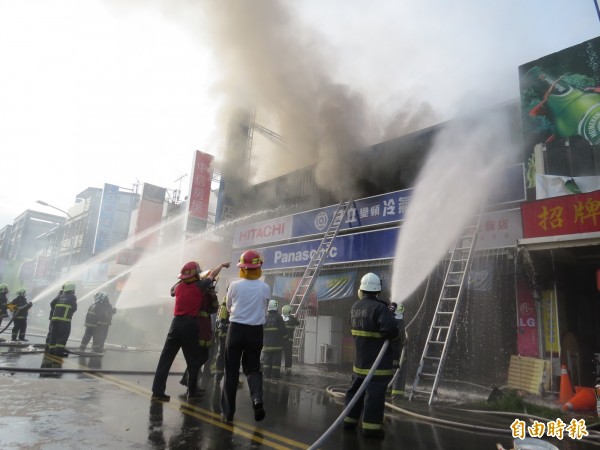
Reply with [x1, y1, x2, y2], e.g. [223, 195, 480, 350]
[290, 200, 351, 361]
[409, 211, 482, 404]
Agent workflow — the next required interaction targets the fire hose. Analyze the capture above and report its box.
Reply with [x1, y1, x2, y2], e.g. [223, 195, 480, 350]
[307, 339, 390, 450]
[0, 317, 14, 335]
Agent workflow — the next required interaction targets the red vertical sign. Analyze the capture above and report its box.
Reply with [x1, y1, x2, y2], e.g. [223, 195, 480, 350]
[516, 279, 539, 357]
[188, 150, 214, 221]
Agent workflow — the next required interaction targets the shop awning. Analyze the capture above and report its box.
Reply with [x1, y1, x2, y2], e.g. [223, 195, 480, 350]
[518, 231, 600, 251]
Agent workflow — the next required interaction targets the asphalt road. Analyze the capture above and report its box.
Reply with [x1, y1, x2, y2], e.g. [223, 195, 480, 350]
[0, 332, 597, 450]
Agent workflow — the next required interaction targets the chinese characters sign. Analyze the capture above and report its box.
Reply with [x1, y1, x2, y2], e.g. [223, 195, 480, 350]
[521, 190, 600, 238]
[188, 150, 214, 221]
[93, 183, 119, 255]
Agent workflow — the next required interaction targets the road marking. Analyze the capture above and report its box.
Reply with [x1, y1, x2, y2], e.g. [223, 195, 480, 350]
[47, 354, 310, 449]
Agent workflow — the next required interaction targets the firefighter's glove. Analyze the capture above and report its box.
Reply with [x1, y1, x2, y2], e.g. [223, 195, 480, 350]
[7, 304, 15, 313]
[394, 304, 404, 320]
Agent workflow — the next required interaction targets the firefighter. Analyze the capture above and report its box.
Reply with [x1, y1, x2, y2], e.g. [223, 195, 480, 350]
[262, 299, 287, 379]
[389, 302, 407, 400]
[214, 299, 230, 383]
[281, 304, 300, 375]
[151, 260, 230, 402]
[0, 283, 9, 331]
[80, 291, 117, 353]
[179, 268, 222, 392]
[47, 282, 77, 355]
[343, 273, 399, 439]
[220, 250, 270, 423]
[45, 284, 65, 351]
[8, 288, 33, 342]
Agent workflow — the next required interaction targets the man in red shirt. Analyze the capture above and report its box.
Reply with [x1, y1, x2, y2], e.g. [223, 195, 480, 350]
[151, 260, 230, 402]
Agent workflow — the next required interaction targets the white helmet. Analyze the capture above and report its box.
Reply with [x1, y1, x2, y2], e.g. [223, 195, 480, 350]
[268, 299, 279, 311]
[360, 273, 381, 293]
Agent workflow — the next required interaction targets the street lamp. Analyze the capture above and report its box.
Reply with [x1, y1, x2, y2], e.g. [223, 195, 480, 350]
[36, 200, 74, 275]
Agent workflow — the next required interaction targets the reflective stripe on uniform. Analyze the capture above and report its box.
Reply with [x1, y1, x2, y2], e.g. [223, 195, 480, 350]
[198, 311, 209, 318]
[352, 365, 394, 376]
[262, 346, 282, 351]
[351, 330, 384, 338]
[52, 303, 73, 321]
[362, 422, 383, 430]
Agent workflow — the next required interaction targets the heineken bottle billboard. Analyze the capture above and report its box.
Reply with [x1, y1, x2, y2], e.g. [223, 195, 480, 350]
[519, 36, 600, 197]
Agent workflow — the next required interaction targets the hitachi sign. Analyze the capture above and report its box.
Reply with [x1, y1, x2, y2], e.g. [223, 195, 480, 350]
[238, 223, 286, 243]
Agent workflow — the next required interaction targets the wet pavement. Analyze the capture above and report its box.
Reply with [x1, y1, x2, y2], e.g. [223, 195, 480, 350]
[0, 331, 598, 449]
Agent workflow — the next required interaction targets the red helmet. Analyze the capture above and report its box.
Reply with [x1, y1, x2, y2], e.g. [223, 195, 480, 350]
[237, 250, 263, 269]
[178, 261, 200, 280]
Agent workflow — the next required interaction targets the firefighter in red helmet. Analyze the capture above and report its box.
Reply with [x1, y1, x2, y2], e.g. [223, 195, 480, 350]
[220, 250, 270, 422]
[151, 259, 230, 402]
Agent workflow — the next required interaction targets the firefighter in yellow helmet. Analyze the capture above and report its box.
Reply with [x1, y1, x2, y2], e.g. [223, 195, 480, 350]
[0, 284, 9, 333]
[213, 298, 230, 383]
[8, 288, 33, 342]
[281, 304, 300, 375]
[343, 273, 399, 439]
[220, 250, 270, 423]
[47, 282, 77, 355]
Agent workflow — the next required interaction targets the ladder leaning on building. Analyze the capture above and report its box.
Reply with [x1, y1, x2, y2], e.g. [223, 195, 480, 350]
[289, 200, 351, 362]
[409, 211, 482, 405]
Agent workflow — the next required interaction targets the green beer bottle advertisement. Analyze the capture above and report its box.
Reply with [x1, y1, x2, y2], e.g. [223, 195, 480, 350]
[524, 66, 600, 145]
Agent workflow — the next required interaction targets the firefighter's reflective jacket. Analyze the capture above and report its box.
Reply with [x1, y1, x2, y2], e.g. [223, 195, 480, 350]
[9, 295, 32, 319]
[50, 292, 77, 322]
[0, 292, 8, 318]
[350, 293, 399, 378]
[85, 300, 115, 327]
[263, 310, 287, 352]
[283, 315, 300, 343]
[216, 301, 230, 338]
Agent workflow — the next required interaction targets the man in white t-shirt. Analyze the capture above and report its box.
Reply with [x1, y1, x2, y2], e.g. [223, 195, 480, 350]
[220, 250, 270, 423]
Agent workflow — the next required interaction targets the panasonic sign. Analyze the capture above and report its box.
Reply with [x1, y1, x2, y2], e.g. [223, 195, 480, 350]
[274, 247, 338, 265]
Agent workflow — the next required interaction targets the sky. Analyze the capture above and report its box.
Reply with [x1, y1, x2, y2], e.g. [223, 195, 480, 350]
[0, 0, 599, 227]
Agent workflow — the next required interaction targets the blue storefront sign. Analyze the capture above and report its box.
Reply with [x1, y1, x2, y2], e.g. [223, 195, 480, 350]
[233, 190, 411, 248]
[233, 227, 400, 270]
[233, 163, 525, 249]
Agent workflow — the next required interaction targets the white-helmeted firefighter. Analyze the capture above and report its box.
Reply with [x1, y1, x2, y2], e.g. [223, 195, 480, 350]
[343, 273, 399, 439]
[261, 299, 287, 379]
[47, 282, 77, 356]
[79, 291, 117, 353]
[7, 287, 33, 342]
[281, 304, 300, 374]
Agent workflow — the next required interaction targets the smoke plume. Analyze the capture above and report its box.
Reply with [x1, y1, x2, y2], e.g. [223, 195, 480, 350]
[195, 1, 439, 199]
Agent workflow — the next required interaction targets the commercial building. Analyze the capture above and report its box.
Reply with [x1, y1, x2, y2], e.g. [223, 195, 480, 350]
[217, 36, 600, 398]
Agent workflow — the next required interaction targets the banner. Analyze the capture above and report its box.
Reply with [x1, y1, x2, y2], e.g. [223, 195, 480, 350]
[188, 150, 214, 221]
[521, 189, 600, 238]
[516, 278, 539, 357]
[273, 272, 357, 301]
[233, 164, 525, 249]
[535, 174, 600, 199]
[93, 183, 119, 255]
[519, 37, 600, 196]
[541, 289, 560, 354]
